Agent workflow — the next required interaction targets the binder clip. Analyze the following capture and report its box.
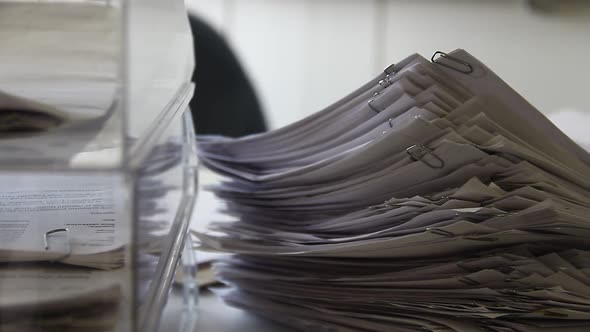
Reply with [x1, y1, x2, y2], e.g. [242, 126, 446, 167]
[44, 228, 72, 263]
[431, 51, 474, 74]
[406, 144, 445, 169]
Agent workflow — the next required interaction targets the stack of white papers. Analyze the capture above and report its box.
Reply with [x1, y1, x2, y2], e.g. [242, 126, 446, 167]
[196, 49, 590, 331]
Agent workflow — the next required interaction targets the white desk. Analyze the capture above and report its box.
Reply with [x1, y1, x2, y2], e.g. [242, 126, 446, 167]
[160, 169, 296, 332]
[161, 288, 296, 332]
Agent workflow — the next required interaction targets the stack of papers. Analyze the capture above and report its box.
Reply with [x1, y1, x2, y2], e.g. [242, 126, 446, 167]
[196, 49, 590, 331]
[0, 0, 119, 136]
[0, 264, 122, 331]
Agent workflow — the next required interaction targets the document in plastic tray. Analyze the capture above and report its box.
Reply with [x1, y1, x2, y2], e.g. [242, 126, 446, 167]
[0, 174, 128, 269]
[0, 264, 122, 331]
[0, 265, 121, 311]
[0, 0, 120, 136]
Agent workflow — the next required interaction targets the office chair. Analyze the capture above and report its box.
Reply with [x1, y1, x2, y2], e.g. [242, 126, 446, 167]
[188, 14, 267, 137]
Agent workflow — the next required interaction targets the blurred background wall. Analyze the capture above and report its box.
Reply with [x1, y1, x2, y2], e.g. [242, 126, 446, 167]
[186, 0, 590, 129]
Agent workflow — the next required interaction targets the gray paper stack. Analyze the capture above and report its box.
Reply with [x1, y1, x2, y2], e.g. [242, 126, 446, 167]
[196, 49, 590, 332]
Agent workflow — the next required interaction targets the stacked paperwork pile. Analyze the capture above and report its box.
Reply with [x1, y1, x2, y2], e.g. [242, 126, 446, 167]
[0, 0, 120, 135]
[196, 49, 590, 332]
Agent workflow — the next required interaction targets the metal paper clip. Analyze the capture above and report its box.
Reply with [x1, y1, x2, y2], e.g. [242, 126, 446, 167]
[378, 74, 393, 87]
[406, 144, 445, 169]
[368, 92, 382, 113]
[373, 64, 398, 109]
[431, 51, 474, 74]
[44, 228, 71, 262]
[387, 118, 395, 128]
[384, 63, 396, 75]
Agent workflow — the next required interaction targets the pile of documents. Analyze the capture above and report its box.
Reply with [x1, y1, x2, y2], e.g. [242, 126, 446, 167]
[196, 49, 590, 331]
[0, 0, 119, 136]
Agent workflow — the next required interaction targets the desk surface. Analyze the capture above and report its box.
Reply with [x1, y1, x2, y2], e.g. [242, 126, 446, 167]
[161, 288, 295, 332]
[160, 169, 296, 332]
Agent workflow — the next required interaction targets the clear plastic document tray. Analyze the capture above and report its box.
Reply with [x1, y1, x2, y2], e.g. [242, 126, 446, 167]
[0, 0, 198, 331]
